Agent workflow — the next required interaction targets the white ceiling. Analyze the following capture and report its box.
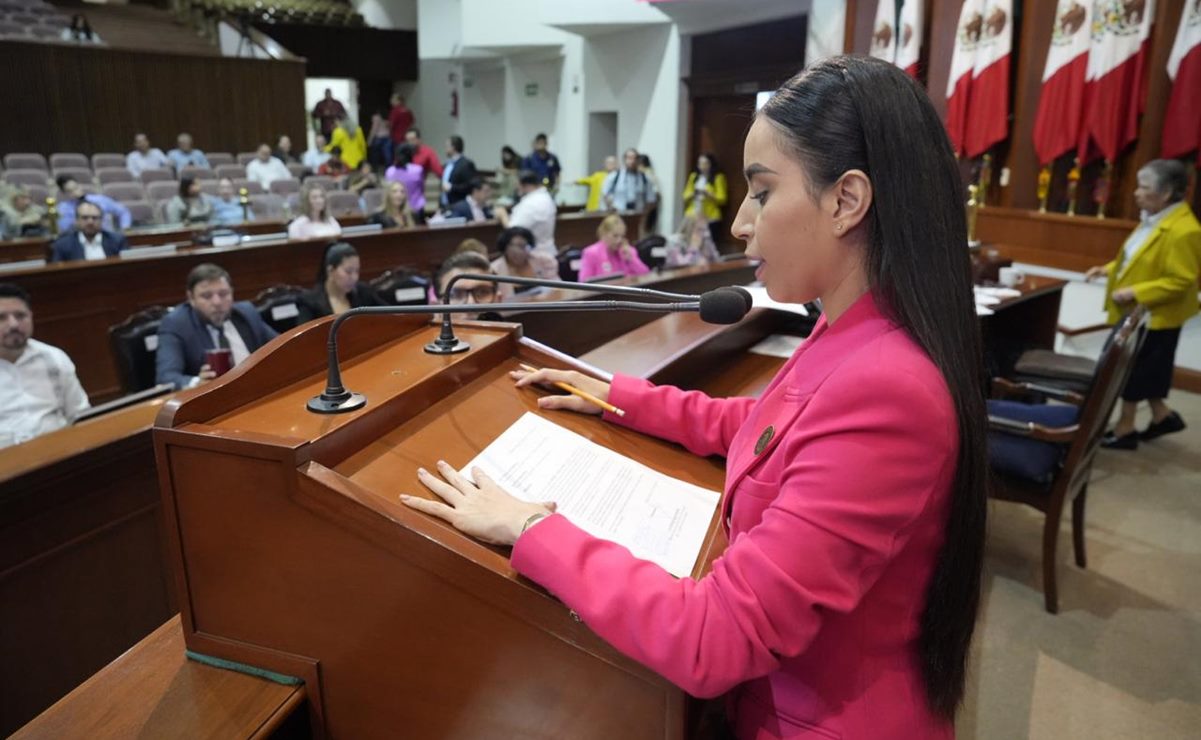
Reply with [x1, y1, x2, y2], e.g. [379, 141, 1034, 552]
[646, 0, 811, 36]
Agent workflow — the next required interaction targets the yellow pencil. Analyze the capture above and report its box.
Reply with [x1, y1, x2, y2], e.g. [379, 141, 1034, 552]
[518, 363, 625, 417]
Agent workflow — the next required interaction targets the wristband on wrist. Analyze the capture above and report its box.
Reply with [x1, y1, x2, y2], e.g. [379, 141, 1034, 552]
[520, 512, 551, 536]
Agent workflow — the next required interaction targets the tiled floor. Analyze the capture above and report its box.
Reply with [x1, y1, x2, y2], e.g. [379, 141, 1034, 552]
[960, 391, 1201, 738]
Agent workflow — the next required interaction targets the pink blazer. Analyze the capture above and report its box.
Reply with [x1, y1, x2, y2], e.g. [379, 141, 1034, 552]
[577, 241, 650, 282]
[512, 293, 959, 739]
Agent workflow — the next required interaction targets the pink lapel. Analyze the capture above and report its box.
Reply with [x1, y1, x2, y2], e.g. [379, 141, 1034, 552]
[719, 293, 900, 528]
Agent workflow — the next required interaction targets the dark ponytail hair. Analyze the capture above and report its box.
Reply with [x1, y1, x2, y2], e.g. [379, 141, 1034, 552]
[761, 55, 987, 718]
[317, 241, 357, 284]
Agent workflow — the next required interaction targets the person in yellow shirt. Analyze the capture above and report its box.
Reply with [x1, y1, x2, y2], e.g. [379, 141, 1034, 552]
[682, 152, 728, 244]
[325, 117, 367, 170]
[575, 155, 617, 211]
[1084, 159, 1201, 450]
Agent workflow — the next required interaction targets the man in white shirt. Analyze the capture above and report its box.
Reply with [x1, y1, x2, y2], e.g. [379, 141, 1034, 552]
[126, 132, 169, 177]
[496, 171, 557, 255]
[0, 283, 90, 448]
[245, 144, 293, 190]
[303, 134, 331, 171]
[48, 200, 129, 262]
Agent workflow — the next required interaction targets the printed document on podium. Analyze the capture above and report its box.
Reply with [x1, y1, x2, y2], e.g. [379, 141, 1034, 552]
[462, 413, 720, 577]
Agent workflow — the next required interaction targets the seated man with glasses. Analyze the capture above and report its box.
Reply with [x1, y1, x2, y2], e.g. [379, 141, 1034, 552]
[434, 252, 502, 315]
[49, 200, 129, 262]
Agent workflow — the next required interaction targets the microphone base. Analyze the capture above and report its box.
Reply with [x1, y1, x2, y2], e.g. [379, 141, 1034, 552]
[306, 391, 368, 414]
[423, 337, 471, 354]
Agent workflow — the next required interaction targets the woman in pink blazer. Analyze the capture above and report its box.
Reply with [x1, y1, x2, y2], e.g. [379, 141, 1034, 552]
[403, 57, 988, 739]
[578, 213, 651, 282]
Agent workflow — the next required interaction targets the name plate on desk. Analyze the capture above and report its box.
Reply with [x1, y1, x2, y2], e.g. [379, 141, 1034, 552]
[120, 245, 178, 260]
[0, 258, 46, 272]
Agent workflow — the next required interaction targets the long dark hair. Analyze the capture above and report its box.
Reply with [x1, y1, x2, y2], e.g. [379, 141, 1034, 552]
[693, 151, 720, 178]
[317, 241, 357, 284]
[761, 56, 986, 718]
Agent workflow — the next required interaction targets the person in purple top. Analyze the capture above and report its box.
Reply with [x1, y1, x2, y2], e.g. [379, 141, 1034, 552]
[385, 144, 427, 222]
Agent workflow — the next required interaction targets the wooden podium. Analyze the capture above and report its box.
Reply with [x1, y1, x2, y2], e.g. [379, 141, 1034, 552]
[153, 314, 729, 739]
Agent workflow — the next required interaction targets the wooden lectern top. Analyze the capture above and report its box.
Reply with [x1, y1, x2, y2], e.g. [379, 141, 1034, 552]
[154, 313, 729, 739]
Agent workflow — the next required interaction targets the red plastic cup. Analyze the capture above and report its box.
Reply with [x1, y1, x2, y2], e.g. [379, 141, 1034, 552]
[204, 348, 233, 377]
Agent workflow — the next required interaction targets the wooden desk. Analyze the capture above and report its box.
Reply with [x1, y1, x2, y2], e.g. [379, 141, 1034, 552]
[0, 398, 177, 736]
[6, 212, 630, 401]
[980, 276, 1067, 377]
[12, 616, 308, 740]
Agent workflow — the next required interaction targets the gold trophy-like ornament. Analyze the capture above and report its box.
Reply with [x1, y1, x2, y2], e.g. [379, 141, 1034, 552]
[966, 183, 980, 247]
[1036, 167, 1051, 213]
[977, 153, 992, 208]
[238, 187, 250, 222]
[1065, 159, 1081, 216]
[45, 196, 58, 237]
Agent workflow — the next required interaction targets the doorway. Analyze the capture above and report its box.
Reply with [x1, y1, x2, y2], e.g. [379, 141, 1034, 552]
[690, 94, 754, 248]
[587, 112, 618, 173]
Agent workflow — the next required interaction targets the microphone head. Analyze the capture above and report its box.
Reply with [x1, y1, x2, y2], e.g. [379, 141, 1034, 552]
[699, 288, 752, 324]
[721, 286, 753, 312]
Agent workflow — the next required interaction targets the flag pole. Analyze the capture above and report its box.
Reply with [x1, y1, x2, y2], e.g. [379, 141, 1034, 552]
[977, 153, 993, 208]
[1095, 159, 1113, 220]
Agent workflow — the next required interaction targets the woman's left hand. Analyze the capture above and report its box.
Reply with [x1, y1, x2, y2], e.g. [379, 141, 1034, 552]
[1111, 287, 1136, 305]
[400, 460, 555, 546]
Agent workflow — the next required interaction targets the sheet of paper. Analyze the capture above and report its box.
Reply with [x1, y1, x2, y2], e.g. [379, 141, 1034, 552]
[742, 284, 810, 317]
[748, 333, 805, 358]
[462, 413, 721, 578]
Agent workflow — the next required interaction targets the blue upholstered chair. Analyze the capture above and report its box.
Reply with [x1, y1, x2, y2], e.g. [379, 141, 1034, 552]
[986, 306, 1147, 613]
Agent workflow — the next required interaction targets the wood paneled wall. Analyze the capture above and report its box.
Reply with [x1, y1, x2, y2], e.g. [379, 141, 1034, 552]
[849, 0, 1195, 221]
[0, 40, 307, 156]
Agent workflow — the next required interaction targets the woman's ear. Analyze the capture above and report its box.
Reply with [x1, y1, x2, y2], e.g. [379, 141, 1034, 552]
[830, 169, 872, 236]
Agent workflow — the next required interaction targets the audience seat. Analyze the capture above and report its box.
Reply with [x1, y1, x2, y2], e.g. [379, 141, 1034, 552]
[96, 167, 136, 185]
[303, 175, 338, 192]
[145, 180, 180, 202]
[215, 164, 245, 180]
[253, 285, 307, 334]
[325, 191, 362, 218]
[236, 152, 258, 166]
[557, 247, 583, 282]
[180, 166, 216, 181]
[91, 153, 126, 170]
[268, 178, 301, 196]
[370, 268, 430, 306]
[232, 178, 264, 195]
[206, 152, 235, 167]
[4, 169, 48, 188]
[635, 235, 668, 270]
[29, 25, 61, 39]
[25, 184, 48, 204]
[198, 181, 220, 196]
[49, 153, 89, 170]
[3, 153, 47, 171]
[52, 166, 93, 185]
[249, 194, 285, 221]
[101, 182, 146, 203]
[125, 200, 156, 226]
[108, 306, 170, 393]
[286, 163, 307, 179]
[0, 22, 23, 36]
[361, 188, 383, 214]
[140, 168, 174, 185]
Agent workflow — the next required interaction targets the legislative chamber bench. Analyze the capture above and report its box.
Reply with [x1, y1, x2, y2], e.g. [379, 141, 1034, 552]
[0, 211, 638, 402]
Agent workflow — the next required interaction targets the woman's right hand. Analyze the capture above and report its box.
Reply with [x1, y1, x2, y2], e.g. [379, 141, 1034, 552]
[511, 367, 611, 416]
[1083, 265, 1107, 282]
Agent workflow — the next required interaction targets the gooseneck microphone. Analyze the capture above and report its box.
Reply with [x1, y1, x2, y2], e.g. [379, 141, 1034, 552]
[305, 287, 752, 414]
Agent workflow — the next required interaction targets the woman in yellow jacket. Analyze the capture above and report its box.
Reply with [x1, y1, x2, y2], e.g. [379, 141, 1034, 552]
[1085, 159, 1201, 450]
[325, 117, 368, 170]
[681, 152, 727, 244]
